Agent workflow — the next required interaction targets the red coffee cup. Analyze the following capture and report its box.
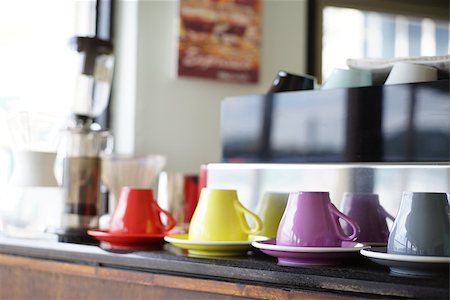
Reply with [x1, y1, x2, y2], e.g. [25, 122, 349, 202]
[110, 187, 176, 234]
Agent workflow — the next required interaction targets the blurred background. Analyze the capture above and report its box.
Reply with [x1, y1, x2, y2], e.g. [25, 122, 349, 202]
[0, 0, 448, 177]
[0, 0, 448, 240]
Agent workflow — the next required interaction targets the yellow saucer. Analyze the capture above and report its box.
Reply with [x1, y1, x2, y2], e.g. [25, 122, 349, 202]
[164, 234, 253, 257]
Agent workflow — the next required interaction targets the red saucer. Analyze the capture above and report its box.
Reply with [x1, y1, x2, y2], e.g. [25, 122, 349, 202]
[87, 230, 166, 250]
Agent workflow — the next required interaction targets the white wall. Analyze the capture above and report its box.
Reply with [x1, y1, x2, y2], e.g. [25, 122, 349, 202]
[113, 0, 308, 173]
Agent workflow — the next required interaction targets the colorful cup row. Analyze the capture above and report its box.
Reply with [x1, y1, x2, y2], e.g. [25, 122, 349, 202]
[95, 187, 450, 259]
[257, 191, 394, 244]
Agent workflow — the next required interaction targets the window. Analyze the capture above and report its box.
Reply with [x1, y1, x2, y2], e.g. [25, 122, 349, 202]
[308, 0, 450, 82]
[0, 1, 96, 114]
[0, 0, 113, 237]
[0, 0, 112, 182]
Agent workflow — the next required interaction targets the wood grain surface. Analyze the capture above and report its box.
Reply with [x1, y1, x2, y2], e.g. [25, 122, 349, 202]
[0, 254, 348, 300]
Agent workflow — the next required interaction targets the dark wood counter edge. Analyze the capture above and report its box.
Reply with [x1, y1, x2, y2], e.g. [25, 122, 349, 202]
[1, 254, 344, 300]
[0, 237, 448, 299]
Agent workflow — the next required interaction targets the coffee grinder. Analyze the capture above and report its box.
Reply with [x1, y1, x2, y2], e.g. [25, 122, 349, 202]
[54, 36, 114, 244]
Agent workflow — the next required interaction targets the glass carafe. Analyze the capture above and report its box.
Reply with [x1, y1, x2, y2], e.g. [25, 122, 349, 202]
[55, 117, 113, 241]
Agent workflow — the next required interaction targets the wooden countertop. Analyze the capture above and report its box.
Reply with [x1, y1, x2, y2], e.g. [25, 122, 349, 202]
[0, 236, 448, 299]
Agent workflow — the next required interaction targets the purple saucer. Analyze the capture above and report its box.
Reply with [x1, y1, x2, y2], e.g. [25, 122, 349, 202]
[251, 239, 369, 266]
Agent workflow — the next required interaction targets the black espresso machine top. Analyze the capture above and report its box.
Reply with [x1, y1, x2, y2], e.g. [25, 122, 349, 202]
[220, 80, 450, 163]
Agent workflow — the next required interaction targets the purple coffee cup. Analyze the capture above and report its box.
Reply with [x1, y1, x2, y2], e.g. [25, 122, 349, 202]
[276, 191, 360, 247]
[340, 192, 395, 244]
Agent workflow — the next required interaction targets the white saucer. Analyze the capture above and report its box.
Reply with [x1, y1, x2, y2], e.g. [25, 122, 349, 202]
[251, 240, 369, 266]
[360, 247, 450, 277]
[361, 248, 450, 263]
[252, 240, 368, 252]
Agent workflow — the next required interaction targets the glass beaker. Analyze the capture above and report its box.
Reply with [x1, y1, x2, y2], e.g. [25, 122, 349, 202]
[55, 117, 113, 241]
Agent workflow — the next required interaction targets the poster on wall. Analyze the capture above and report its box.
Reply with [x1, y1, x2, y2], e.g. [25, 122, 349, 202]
[178, 0, 261, 83]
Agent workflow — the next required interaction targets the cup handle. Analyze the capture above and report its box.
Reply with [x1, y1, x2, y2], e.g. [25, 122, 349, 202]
[328, 203, 360, 241]
[234, 201, 263, 235]
[378, 206, 395, 221]
[152, 201, 177, 233]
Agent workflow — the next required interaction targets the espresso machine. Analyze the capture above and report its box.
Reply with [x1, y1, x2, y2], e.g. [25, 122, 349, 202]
[54, 36, 114, 244]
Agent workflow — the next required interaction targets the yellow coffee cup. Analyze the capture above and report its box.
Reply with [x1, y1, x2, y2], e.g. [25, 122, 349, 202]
[255, 191, 289, 238]
[188, 188, 263, 241]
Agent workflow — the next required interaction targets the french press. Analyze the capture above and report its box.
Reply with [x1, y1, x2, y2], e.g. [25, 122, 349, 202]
[54, 36, 114, 244]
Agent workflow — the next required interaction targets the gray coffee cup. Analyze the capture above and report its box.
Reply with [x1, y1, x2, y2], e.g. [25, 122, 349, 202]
[387, 192, 449, 257]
